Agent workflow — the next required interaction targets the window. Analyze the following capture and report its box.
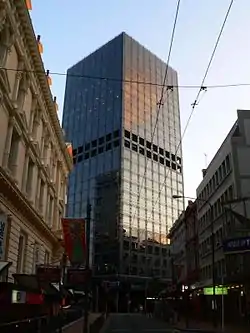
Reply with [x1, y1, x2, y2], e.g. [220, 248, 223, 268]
[91, 149, 97, 157]
[32, 242, 40, 273]
[165, 151, 170, 159]
[39, 180, 45, 212]
[26, 159, 34, 196]
[113, 130, 119, 138]
[125, 130, 130, 139]
[139, 147, 144, 155]
[98, 146, 104, 154]
[114, 140, 120, 148]
[84, 152, 89, 160]
[225, 155, 231, 172]
[125, 140, 130, 148]
[46, 195, 53, 227]
[106, 133, 112, 142]
[146, 141, 151, 149]
[153, 144, 157, 152]
[132, 134, 137, 142]
[153, 154, 158, 162]
[44, 250, 50, 265]
[78, 155, 83, 162]
[177, 165, 182, 173]
[91, 139, 97, 148]
[16, 232, 27, 273]
[99, 137, 104, 145]
[106, 143, 112, 151]
[85, 143, 90, 151]
[139, 137, 144, 146]
[159, 148, 164, 155]
[147, 151, 151, 158]
[132, 143, 137, 152]
[78, 146, 83, 154]
[8, 129, 19, 174]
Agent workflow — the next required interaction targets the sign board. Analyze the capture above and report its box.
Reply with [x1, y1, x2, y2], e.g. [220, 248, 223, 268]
[37, 266, 61, 283]
[102, 281, 120, 290]
[66, 268, 91, 287]
[0, 214, 8, 260]
[12, 290, 26, 304]
[203, 287, 228, 295]
[223, 236, 250, 254]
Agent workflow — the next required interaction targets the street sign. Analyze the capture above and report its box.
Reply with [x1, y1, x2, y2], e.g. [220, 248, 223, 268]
[203, 287, 228, 295]
[223, 236, 250, 254]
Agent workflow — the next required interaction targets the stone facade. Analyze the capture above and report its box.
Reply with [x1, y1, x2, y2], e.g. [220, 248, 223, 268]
[0, 0, 72, 280]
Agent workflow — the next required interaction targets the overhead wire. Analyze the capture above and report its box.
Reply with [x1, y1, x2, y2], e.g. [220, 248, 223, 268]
[130, 0, 182, 228]
[148, 0, 235, 222]
[1, 66, 250, 90]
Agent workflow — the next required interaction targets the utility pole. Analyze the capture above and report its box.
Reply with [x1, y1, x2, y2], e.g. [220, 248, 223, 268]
[83, 201, 91, 333]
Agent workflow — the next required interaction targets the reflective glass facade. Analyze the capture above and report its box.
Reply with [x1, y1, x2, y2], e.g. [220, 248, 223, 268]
[62, 32, 184, 277]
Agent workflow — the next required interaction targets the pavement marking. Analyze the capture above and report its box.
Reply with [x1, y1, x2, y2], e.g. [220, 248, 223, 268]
[111, 328, 180, 333]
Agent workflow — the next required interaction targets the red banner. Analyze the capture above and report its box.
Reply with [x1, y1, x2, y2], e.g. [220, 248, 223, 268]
[61, 218, 86, 265]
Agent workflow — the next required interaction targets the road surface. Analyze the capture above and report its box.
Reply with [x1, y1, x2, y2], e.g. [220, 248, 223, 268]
[101, 313, 180, 333]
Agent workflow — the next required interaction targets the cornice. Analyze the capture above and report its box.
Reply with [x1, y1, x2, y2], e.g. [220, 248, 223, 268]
[12, 1, 72, 173]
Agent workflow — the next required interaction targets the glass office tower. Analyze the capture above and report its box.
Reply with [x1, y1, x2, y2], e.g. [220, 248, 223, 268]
[62, 32, 184, 279]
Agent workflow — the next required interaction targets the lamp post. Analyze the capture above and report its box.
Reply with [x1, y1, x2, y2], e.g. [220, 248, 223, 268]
[172, 195, 217, 328]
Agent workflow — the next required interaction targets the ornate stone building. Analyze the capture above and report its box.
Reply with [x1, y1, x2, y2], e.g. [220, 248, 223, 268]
[0, 0, 72, 280]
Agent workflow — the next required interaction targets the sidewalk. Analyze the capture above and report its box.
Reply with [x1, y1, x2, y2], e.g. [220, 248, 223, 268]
[62, 312, 103, 333]
[174, 317, 249, 333]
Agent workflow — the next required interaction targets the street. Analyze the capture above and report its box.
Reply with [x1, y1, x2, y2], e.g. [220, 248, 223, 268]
[101, 313, 181, 333]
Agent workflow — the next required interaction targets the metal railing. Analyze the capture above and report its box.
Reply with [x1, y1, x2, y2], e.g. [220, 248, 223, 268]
[0, 308, 83, 333]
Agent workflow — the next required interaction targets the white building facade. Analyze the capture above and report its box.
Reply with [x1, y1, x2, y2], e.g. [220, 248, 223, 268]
[196, 109, 250, 287]
[0, 0, 72, 280]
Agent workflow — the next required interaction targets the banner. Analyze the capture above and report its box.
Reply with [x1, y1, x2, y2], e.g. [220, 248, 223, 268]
[61, 218, 86, 265]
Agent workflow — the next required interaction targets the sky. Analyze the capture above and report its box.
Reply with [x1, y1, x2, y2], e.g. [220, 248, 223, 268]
[30, 0, 250, 201]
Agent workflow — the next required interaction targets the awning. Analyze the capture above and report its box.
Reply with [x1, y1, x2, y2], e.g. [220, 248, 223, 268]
[0, 261, 12, 275]
[13, 274, 40, 293]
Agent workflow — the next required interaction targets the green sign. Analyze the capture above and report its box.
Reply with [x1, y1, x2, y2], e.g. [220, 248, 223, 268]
[203, 287, 228, 295]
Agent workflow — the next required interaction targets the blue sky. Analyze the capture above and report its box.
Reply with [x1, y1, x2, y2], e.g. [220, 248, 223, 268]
[30, 0, 250, 200]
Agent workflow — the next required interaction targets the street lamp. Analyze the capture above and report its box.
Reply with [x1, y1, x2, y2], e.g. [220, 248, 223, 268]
[172, 194, 217, 328]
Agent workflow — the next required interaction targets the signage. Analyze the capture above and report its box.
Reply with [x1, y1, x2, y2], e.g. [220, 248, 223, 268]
[61, 218, 86, 265]
[203, 287, 228, 295]
[37, 266, 61, 283]
[102, 281, 120, 290]
[12, 290, 26, 303]
[0, 214, 8, 260]
[66, 268, 91, 287]
[223, 236, 250, 254]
